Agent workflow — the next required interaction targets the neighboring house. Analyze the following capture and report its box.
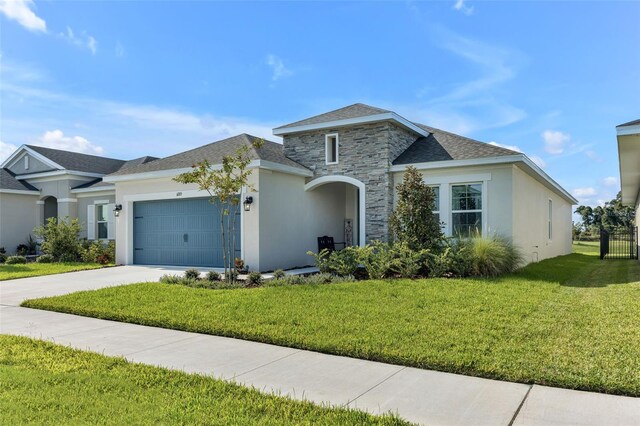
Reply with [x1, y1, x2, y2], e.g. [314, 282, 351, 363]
[0, 145, 156, 253]
[616, 119, 640, 224]
[0, 104, 577, 269]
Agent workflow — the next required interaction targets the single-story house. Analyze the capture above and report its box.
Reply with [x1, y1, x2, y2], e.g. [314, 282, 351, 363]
[617, 118, 640, 221]
[0, 103, 577, 269]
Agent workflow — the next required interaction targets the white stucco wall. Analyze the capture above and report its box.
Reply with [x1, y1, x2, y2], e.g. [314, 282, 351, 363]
[512, 165, 573, 263]
[254, 170, 348, 271]
[0, 193, 39, 254]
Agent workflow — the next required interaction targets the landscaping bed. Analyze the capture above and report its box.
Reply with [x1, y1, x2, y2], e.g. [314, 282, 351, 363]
[22, 244, 640, 396]
[0, 335, 404, 425]
[0, 263, 105, 281]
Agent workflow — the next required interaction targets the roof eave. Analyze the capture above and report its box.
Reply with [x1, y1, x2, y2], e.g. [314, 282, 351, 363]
[390, 154, 578, 205]
[273, 112, 430, 138]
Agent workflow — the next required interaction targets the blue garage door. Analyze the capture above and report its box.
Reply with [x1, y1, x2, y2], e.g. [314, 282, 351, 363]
[133, 198, 240, 267]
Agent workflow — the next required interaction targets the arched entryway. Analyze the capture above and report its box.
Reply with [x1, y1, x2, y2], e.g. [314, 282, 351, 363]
[304, 175, 365, 247]
[43, 196, 58, 224]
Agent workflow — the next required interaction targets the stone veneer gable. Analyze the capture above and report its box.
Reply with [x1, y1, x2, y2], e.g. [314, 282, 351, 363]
[282, 121, 419, 241]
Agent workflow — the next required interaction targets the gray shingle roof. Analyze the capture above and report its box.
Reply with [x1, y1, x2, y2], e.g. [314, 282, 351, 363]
[618, 119, 640, 128]
[108, 134, 309, 177]
[0, 168, 38, 191]
[26, 145, 126, 174]
[392, 123, 520, 165]
[274, 103, 391, 131]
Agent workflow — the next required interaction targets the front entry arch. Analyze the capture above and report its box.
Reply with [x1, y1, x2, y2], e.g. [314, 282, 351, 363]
[304, 175, 366, 247]
[43, 196, 58, 223]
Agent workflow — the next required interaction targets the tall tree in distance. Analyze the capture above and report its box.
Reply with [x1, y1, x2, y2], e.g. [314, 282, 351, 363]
[574, 191, 635, 234]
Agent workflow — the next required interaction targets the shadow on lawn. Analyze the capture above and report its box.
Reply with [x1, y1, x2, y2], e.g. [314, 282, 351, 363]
[510, 252, 640, 288]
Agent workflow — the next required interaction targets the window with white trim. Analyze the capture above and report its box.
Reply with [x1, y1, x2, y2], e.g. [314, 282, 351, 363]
[548, 199, 553, 240]
[430, 185, 441, 224]
[451, 183, 482, 237]
[96, 204, 109, 239]
[325, 133, 339, 164]
[87, 203, 115, 240]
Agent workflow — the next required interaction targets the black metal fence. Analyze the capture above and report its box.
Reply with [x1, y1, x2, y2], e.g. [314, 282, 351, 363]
[600, 226, 638, 260]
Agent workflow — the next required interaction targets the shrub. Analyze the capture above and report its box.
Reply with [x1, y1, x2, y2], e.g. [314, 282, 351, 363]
[36, 254, 55, 263]
[356, 241, 396, 280]
[82, 240, 115, 265]
[426, 239, 474, 278]
[206, 271, 221, 281]
[326, 247, 360, 276]
[184, 269, 201, 280]
[59, 253, 79, 263]
[389, 242, 428, 279]
[246, 271, 263, 286]
[0, 253, 6, 264]
[272, 269, 286, 279]
[226, 270, 239, 281]
[304, 273, 355, 285]
[469, 234, 523, 277]
[159, 274, 183, 284]
[0, 247, 5, 254]
[6, 256, 27, 265]
[307, 249, 332, 273]
[34, 217, 83, 262]
[234, 258, 247, 273]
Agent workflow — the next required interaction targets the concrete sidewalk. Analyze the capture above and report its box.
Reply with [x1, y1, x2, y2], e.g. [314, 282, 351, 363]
[1, 271, 639, 425]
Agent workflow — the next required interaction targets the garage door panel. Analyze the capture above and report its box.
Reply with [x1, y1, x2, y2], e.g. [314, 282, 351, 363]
[133, 198, 239, 267]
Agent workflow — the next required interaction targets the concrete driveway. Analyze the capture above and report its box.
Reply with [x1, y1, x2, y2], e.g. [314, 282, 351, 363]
[0, 265, 186, 306]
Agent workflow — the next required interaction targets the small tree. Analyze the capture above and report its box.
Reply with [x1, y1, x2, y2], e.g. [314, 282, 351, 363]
[389, 166, 443, 251]
[174, 138, 263, 283]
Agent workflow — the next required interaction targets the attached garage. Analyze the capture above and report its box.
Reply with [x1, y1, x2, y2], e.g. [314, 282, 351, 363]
[133, 198, 240, 267]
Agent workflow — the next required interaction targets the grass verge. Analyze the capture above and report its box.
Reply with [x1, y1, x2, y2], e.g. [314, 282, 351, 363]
[0, 262, 105, 281]
[0, 335, 406, 425]
[22, 242, 640, 396]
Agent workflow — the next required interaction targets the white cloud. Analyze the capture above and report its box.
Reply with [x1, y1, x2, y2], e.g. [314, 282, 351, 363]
[115, 41, 124, 58]
[573, 187, 597, 198]
[35, 130, 104, 155]
[409, 25, 526, 133]
[453, 0, 474, 16]
[0, 0, 46, 32]
[0, 140, 18, 163]
[266, 54, 293, 81]
[488, 141, 522, 152]
[603, 176, 618, 187]
[542, 130, 570, 154]
[585, 150, 602, 162]
[529, 155, 547, 169]
[59, 26, 97, 55]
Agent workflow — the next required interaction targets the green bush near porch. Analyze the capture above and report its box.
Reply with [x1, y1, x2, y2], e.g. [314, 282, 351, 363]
[23, 243, 640, 396]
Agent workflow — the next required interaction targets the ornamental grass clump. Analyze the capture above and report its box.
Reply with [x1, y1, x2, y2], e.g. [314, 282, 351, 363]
[469, 234, 523, 277]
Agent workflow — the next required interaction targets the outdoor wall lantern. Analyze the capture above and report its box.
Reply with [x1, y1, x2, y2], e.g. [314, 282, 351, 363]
[243, 196, 253, 212]
[113, 204, 123, 217]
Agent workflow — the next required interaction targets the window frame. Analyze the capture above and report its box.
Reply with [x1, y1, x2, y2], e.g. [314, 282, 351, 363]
[325, 133, 339, 165]
[24, 155, 29, 170]
[96, 204, 109, 240]
[548, 198, 553, 241]
[450, 182, 484, 237]
[430, 185, 441, 224]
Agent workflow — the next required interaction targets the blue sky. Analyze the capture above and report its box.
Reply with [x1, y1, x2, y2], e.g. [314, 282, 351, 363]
[1, 0, 639, 207]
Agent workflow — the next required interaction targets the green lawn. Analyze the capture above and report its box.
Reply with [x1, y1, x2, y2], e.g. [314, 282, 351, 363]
[0, 335, 405, 425]
[0, 262, 104, 281]
[23, 242, 640, 396]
